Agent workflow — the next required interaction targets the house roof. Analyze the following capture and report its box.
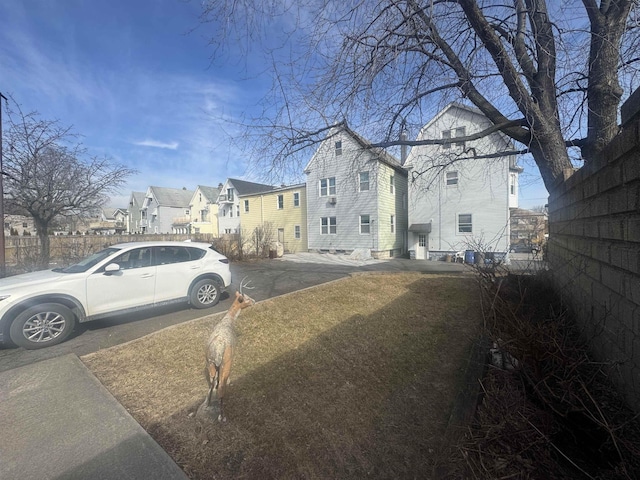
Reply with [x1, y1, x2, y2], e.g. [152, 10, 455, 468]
[238, 182, 306, 197]
[304, 124, 406, 175]
[227, 178, 275, 195]
[129, 191, 145, 207]
[344, 126, 405, 174]
[195, 185, 221, 202]
[148, 186, 195, 207]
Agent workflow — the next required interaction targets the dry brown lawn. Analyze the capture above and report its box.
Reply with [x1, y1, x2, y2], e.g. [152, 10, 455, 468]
[82, 272, 481, 479]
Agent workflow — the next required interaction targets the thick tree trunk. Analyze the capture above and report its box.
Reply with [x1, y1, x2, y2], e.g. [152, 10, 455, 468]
[583, 1, 631, 162]
[34, 221, 50, 270]
[528, 130, 574, 190]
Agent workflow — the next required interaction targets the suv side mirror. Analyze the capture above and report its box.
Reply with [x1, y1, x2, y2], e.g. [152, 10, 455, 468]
[104, 263, 121, 275]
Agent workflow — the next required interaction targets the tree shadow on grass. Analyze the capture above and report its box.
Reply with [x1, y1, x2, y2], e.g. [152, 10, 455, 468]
[142, 275, 482, 479]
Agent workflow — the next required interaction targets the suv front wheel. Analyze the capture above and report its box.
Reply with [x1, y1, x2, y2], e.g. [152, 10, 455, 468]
[9, 303, 76, 349]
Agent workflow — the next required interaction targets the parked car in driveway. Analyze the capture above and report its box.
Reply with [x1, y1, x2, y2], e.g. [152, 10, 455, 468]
[0, 241, 232, 349]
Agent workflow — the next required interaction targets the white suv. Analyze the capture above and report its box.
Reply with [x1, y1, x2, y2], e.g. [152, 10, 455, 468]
[0, 241, 232, 349]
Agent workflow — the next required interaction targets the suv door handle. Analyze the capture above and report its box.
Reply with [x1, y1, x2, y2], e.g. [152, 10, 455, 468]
[140, 273, 154, 278]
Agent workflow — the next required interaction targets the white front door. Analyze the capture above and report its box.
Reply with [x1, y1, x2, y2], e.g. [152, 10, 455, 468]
[417, 234, 428, 260]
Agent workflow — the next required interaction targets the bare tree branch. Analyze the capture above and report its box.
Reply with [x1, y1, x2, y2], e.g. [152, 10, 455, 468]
[2, 97, 136, 268]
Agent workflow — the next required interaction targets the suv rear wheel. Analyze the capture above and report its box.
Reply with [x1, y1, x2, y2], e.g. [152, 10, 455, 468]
[9, 303, 76, 349]
[190, 279, 221, 309]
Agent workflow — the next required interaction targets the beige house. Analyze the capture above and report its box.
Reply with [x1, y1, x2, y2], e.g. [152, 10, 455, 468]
[188, 185, 220, 235]
[239, 184, 307, 255]
[3, 215, 37, 236]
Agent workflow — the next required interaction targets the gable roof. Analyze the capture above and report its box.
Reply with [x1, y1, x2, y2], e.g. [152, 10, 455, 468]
[304, 124, 406, 175]
[148, 186, 195, 207]
[129, 191, 145, 207]
[195, 185, 221, 202]
[227, 178, 275, 195]
[238, 182, 306, 197]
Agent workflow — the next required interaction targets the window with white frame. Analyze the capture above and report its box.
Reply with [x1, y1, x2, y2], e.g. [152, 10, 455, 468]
[293, 192, 300, 207]
[294, 225, 301, 239]
[359, 171, 370, 191]
[390, 215, 395, 233]
[236, 205, 240, 216]
[229, 208, 233, 218]
[390, 175, 395, 194]
[226, 188, 234, 201]
[321, 216, 337, 234]
[442, 129, 452, 149]
[458, 213, 473, 233]
[360, 215, 371, 234]
[277, 194, 284, 209]
[454, 127, 466, 148]
[335, 140, 342, 156]
[244, 200, 249, 213]
[319, 177, 336, 196]
[442, 127, 466, 149]
[510, 173, 517, 195]
[446, 171, 459, 186]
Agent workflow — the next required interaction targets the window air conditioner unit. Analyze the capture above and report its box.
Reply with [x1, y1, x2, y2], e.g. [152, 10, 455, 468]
[329, 197, 337, 204]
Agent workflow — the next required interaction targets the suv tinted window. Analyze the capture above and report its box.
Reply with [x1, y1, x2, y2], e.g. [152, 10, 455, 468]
[111, 247, 153, 270]
[155, 246, 205, 265]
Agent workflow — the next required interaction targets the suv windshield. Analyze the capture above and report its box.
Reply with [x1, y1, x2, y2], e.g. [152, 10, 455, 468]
[58, 247, 121, 273]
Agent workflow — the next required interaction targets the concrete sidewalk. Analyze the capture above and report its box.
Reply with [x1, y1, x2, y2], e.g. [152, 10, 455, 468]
[0, 354, 187, 480]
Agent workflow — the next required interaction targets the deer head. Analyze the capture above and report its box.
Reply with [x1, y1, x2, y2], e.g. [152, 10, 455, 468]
[236, 277, 255, 308]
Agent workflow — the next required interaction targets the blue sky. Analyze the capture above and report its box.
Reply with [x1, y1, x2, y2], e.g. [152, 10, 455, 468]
[0, 0, 550, 209]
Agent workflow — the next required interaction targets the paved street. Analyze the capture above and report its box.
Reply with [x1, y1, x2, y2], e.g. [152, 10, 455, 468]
[0, 254, 467, 372]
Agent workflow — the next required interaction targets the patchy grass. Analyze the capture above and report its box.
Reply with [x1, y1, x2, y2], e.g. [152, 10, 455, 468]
[82, 273, 482, 479]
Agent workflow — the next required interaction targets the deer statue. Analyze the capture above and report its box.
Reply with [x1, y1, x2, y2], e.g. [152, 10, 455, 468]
[203, 277, 255, 422]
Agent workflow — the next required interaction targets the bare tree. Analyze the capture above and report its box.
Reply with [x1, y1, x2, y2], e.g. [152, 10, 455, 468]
[197, 0, 638, 191]
[2, 99, 136, 269]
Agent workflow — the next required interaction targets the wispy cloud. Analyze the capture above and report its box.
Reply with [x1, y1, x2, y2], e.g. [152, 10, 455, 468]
[133, 139, 179, 150]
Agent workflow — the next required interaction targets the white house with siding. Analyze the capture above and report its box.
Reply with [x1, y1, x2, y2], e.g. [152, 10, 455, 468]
[304, 125, 408, 258]
[139, 186, 194, 234]
[404, 103, 521, 260]
[127, 191, 145, 234]
[216, 178, 275, 234]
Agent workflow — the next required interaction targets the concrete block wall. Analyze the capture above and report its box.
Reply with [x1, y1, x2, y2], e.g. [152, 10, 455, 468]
[548, 90, 640, 411]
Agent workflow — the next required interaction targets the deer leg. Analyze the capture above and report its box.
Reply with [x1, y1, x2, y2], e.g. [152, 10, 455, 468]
[216, 346, 234, 422]
[205, 363, 219, 407]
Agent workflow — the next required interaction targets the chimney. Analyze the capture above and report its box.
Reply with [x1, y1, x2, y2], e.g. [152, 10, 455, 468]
[400, 119, 408, 165]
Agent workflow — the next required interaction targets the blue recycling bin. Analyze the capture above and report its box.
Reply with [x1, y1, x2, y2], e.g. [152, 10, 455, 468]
[464, 250, 475, 264]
